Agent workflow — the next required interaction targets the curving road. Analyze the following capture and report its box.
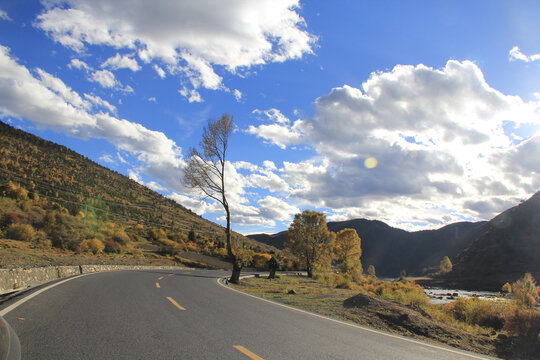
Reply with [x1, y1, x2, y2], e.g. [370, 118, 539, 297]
[0, 269, 496, 359]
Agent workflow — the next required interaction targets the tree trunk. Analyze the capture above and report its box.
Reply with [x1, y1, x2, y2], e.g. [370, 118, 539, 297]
[224, 203, 242, 283]
[230, 260, 242, 284]
[306, 264, 313, 278]
[269, 268, 276, 279]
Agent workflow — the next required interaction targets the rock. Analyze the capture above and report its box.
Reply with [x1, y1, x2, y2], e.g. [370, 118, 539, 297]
[288, 289, 297, 295]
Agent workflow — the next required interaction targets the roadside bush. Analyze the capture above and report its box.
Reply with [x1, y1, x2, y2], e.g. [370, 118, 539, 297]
[512, 273, 538, 308]
[504, 308, 540, 339]
[5, 223, 36, 242]
[376, 281, 429, 308]
[444, 298, 507, 329]
[78, 238, 105, 254]
[104, 239, 122, 253]
[335, 274, 354, 289]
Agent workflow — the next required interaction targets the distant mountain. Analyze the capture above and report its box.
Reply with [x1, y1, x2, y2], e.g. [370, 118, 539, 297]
[249, 217, 487, 276]
[0, 120, 270, 251]
[444, 192, 540, 290]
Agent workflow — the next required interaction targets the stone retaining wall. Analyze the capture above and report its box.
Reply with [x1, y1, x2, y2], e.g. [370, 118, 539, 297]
[0, 265, 185, 295]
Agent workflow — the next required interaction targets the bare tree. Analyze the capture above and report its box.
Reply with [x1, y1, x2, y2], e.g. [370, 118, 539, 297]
[184, 114, 243, 283]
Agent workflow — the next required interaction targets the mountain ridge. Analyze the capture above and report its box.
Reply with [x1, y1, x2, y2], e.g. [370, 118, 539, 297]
[250, 217, 488, 276]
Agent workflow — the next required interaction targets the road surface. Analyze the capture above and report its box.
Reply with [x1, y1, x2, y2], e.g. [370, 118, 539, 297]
[0, 269, 496, 359]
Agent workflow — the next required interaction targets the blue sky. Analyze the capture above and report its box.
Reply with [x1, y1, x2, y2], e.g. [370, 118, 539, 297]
[1, 1, 540, 234]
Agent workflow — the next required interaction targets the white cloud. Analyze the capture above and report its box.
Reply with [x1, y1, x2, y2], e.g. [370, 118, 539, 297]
[153, 64, 166, 79]
[509, 46, 540, 62]
[147, 181, 168, 192]
[247, 108, 304, 149]
[101, 53, 141, 71]
[250, 60, 540, 227]
[168, 193, 215, 215]
[0, 9, 11, 21]
[84, 93, 117, 113]
[263, 160, 277, 170]
[148, 97, 156, 103]
[35, 68, 90, 110]
[233, 89, 242, 102]
[89, 69, 117, 88]
[68, 58, 90, 71]
[179, 86, 203, 103]
[249, 172, 289, 192]
[258, 196, 299, 222]
[117, 152, 128, 164]
[99, 154, 115, 164]
[0, 45, 185, 194]
[36, 0, 316, 94]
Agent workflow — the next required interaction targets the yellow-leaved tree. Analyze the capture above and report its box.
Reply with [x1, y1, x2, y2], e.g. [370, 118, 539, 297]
[286, 210, 335, 278]
[334, 228, 362, 274]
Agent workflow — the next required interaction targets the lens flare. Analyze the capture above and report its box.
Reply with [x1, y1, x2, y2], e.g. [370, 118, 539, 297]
[364, 157, 378, 169]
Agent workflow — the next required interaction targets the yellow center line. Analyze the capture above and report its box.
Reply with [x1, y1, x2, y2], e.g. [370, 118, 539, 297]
[167, 273, 174, 277]
[158, 276, 164, 280]
[233, 345, 264, 360]
[166, 297, 186, 311]
[155, 282, 160, 288]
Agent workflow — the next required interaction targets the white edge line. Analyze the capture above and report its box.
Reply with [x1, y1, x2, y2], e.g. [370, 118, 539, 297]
[0, 274, 92, 317]
[217, 278, 496, 360]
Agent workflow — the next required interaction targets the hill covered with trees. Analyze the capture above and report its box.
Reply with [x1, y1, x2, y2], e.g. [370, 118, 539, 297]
[250, 218, 487, 276]
[0, 120, 274, 268]
[443, 191, 540, 290]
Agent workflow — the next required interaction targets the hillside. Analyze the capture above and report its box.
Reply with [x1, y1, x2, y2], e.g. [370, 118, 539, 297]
[0, 120, 274, 268]
[442, 192, 540, 290]
[250, 217, 487, 276]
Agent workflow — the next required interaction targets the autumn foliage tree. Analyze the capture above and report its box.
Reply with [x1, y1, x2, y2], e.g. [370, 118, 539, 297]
[512, 273, 538, 308]
[439, 256, 453, 274]
[286, 210, 335, 278]
[334, 228, 362, 273]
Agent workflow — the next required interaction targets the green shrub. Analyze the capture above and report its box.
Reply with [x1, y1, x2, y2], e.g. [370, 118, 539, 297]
[6, 223, 36, 242]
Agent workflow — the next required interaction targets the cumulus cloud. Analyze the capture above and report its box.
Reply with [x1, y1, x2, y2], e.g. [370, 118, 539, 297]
[101, 53, 141, 71]
[68, 58, 90, 71]
[247, 60, 540, 228]
[89, 69, 117, 88]
[36, 0, 316, 94]
[258, 196, 299, 222]
[509, 46, 540, 62]
[0, 45, 185, 193]
[247, 108, 304, 149]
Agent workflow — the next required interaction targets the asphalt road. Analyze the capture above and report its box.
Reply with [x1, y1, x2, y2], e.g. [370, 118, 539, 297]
[0, 269, 496, 359]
